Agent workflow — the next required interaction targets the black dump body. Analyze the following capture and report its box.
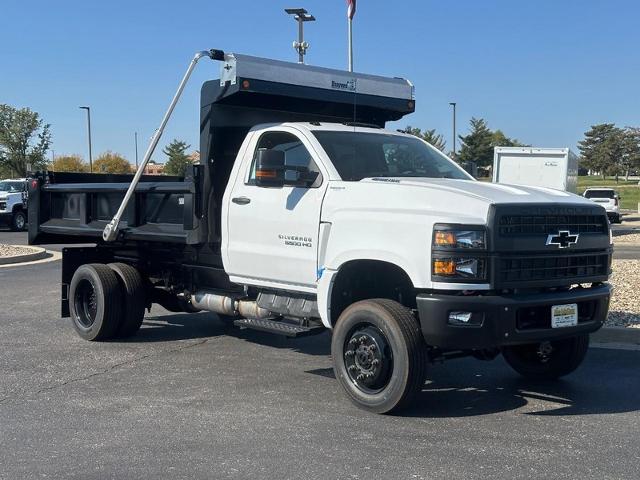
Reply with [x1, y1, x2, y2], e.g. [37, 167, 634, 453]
[28, 53, 415, 303]
[30, 53, 414, 250]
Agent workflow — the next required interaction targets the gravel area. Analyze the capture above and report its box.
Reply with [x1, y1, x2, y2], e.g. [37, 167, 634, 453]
[607, 259, 640, 328]
[0, 244, 37, 257]
[614, 232, 640, 244]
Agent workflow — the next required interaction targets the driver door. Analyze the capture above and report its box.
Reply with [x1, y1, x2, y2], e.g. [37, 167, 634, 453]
[225, 129, 326, 289]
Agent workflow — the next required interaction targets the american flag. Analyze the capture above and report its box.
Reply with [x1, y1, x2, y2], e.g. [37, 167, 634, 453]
[347, 0, 356, 19]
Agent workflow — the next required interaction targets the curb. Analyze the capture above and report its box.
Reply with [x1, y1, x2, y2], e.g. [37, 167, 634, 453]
[0, 246, 48, 265]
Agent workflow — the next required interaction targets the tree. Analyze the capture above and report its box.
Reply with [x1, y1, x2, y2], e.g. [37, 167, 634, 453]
[93, 151, 133, 174]
[50, 154, 88, 172]
[457, 117, 494, 167]
[403, 126, 446, 152]
[491, 129, 525, 148]
[578, 124, 625, 179]
[621, 127, 640, 180]
[0, 104, 51, 176]
[163, 139, 192, 176]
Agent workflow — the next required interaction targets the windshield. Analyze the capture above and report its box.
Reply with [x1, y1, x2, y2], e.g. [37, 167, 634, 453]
[584, 189, 615, 199]
[0, 181, 23, 193]
[312, 131, 471, 181]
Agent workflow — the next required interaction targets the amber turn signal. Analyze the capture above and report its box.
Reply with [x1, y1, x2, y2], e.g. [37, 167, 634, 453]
[256, 169, 277, 179]
[434, 231, 456, 247]
[433, 259, 456, 276]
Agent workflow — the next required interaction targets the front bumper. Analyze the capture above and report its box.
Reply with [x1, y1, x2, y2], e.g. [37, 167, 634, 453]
[416, 284, 611, 350]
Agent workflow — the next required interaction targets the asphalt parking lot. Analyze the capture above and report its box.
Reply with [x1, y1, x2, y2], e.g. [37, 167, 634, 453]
[1, 230, 640, 479]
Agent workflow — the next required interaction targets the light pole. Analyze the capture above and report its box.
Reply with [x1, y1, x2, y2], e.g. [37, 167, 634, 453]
[285, 8, 315, 64]
[134, 131, 139, 168]
[449, 102, 457, 160]
[79, 106, 93, 172]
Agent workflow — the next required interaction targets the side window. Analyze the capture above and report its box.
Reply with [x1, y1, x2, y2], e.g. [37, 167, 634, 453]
[247, 131, 322, 187]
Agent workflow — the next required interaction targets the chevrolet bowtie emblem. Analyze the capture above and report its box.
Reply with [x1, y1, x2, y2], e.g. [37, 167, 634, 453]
[546, 230, 579, 248]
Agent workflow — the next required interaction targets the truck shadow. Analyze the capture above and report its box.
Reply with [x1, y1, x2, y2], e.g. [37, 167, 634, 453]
[132, 312, 332, 356]
[130, 312, 228, 343]
[401, 348, 640, 418]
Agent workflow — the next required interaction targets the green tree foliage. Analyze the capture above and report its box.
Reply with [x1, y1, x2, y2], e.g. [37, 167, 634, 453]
[93, 151, 133, 174]
[491, 129, 525, 148]
[578, 124, 626, 178]
[457, 118, 494, 167]
[50, 154, 88, 173]
[162, 139, 192, 177]
[621, 127, 640, 180]
[403, 126, 446, 152]
[0, 104, 51, 176]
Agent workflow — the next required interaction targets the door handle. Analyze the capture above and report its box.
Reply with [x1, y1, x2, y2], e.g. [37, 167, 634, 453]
[232, 196, 251, 205]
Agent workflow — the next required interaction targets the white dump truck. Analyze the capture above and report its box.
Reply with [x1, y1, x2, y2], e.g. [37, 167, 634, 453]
[29, 51, 612, 413]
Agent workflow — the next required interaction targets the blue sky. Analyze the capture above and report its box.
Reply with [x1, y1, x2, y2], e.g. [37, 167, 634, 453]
[1, 0, 639, 163]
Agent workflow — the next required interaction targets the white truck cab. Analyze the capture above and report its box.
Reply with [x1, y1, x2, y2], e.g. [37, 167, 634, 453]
[0, 178, 28, 231]
[29, 51, 613, 414]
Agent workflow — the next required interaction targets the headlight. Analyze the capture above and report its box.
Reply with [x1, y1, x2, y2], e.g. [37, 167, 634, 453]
[433, 228, 486, 249]
[432, 224, 488, 282]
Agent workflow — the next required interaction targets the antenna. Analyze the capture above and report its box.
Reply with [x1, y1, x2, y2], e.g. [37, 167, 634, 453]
[285, 8, 316, 64]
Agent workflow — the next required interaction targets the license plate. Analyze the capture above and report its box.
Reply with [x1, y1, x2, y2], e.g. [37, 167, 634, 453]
[551, 303, 578, 328]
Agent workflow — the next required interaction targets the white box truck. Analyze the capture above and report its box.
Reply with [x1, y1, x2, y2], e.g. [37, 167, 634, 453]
[493, 147, 578, 193]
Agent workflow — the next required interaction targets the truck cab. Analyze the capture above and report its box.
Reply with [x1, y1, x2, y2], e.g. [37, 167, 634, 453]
[28, 52, 613, 413]
[0, 178, 28, 231]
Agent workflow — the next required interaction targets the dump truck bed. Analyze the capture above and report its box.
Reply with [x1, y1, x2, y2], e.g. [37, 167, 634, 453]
[28, 171, 201, 245]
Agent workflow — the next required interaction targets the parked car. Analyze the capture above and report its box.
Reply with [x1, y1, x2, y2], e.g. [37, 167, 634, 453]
[583, 188, 621, 223]
[0, 178, 29, 231]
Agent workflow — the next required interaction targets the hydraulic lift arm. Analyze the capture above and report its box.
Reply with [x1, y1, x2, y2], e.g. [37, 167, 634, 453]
[102, 49, 225, 242]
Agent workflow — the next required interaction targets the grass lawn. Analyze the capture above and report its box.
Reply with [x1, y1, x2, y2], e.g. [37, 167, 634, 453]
[578, 176, 640, 210]
[577, 176, 638, 188]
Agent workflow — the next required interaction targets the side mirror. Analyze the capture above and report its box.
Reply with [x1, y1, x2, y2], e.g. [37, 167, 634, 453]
[284, 165, 319, 187]
[255, 148, 285, 187]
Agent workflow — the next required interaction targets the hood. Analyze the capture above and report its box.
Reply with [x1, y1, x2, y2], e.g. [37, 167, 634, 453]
[322, 177, 600, 228]
[361, 177, 593, 206]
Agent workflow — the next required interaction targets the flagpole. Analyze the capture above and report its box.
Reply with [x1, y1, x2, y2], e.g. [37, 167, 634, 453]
[348, 17, 353, 72]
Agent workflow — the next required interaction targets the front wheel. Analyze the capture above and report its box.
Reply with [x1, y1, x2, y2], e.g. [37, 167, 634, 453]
[502, 335, 589, 380]
[331, 299, 426, 414]
[11, 210, 27, 231]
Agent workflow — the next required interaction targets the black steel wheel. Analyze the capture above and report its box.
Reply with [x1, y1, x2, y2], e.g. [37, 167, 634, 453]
[343, 324, 393, 394]
[69, 264, 122, 341]
[332, 299, 426, 414]
[502, 335, 590, 380]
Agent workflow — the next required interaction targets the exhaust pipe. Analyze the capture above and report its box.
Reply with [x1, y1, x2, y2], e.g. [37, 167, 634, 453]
[190, 291, 271, 319]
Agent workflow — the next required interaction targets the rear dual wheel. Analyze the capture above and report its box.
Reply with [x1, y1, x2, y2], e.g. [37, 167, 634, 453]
[69, 263, 146, 341]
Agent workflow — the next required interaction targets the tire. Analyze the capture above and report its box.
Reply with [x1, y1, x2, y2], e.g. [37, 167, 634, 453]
[108, 263, 146, 338]
[11, 210, 27, 231]
[502, 335, 589, 380]
[331, 299, 426, 414]
[69, 264, 122, 341]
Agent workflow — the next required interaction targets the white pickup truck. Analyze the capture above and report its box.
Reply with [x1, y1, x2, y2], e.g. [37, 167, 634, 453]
[29, 51, 613, 413]
[0, 178, 28, 231]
